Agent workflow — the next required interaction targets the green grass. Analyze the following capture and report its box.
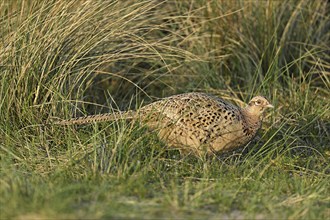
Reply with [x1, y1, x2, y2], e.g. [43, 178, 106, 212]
[1, 0, 329, 219]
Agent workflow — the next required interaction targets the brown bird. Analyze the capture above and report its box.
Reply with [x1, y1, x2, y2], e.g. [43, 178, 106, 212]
[57, 92, 273, 156]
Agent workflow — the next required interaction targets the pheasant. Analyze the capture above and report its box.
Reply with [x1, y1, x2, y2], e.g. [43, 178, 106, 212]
[57, 92, 274, 156]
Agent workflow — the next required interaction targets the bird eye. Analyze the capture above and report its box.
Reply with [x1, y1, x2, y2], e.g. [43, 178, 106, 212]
[255, 100, 262, 105]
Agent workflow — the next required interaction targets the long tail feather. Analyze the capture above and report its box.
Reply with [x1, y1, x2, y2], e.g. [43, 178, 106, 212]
[55, 110, 136, 125]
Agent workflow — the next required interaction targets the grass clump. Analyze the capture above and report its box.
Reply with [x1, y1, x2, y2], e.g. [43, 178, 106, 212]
[1, 0, 329, 219]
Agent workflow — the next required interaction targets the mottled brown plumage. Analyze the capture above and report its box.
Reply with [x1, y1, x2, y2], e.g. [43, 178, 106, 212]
[57, 92, 273, 156]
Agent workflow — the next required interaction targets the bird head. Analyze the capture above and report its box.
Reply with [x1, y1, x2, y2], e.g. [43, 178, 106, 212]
[245, 96, 274, 118]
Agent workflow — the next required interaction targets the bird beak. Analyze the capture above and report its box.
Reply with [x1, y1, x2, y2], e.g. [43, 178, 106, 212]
[266, 104, 274, 108]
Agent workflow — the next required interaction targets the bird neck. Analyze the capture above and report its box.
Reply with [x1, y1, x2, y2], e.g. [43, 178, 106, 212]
[241, 107, 262, 128]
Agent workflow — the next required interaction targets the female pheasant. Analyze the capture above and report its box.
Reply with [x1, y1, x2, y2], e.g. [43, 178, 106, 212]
[57, 93, 273, 156]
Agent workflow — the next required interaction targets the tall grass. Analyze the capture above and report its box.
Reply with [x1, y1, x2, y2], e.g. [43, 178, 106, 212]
[1, 0, 329, 219]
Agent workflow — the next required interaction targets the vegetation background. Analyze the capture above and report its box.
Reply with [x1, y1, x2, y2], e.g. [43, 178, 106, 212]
[0, 0, 329, 219]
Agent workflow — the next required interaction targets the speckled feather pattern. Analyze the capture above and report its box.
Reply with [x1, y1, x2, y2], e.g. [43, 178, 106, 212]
[138, 93, 259, 155]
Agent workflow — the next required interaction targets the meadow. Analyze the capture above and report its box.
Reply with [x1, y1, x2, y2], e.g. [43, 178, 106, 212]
[0, 0, 329, 219]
